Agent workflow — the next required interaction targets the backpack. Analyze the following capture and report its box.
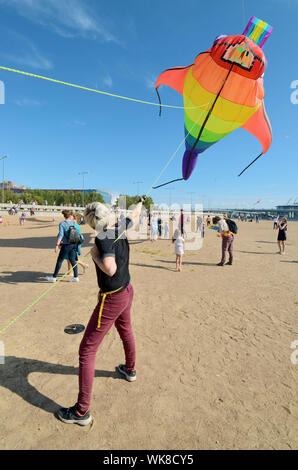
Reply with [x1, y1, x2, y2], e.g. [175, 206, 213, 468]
[68, 225, 81, 244]
[225, 218, 238, 234]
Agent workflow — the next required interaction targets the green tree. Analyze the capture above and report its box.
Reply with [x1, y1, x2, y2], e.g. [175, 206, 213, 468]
[115, 194, 154, 212]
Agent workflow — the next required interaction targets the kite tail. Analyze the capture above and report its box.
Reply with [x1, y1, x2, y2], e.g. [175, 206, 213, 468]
[156, 88, 162, 116]
[238, 152, 263, 176]
[152, 177, 184, 189]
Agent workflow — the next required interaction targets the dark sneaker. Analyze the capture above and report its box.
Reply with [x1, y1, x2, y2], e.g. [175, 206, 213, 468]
[217, 262, 224, 266]
[56, 406, 92, 426]
[225, 262, 232, 265]
[117, 364, 136, 382]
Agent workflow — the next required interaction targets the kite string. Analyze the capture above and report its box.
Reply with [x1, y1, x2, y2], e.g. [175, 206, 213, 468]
[0, 65, 198, 111]
[145, 102, 211, 196]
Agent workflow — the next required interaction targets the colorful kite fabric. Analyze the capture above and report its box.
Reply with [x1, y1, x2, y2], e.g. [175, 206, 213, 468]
[154, 16, 273, 187]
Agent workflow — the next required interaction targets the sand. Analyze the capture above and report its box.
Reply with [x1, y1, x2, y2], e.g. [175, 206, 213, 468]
[0, 215, 298, 450]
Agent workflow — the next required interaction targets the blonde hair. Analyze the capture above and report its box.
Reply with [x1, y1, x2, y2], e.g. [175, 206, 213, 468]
[84, 202, 114, 231]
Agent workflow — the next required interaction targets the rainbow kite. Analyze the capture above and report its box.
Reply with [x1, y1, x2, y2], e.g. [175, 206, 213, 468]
[153, 16, 273, 188]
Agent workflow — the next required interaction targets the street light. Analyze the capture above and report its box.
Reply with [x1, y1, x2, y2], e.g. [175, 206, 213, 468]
[133, 181, 143, 196]
[78, 171, 88, 207]
[0, 155, 8, 203]
[188, 192, 195, 211]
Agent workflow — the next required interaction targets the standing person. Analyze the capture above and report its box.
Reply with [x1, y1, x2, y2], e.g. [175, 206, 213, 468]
[206, 215, 211, 227]
[179, 209, 185, 235]
[273, 215, 279, 230]
[172, 229, 184, 272]
[157, 214, 162, 237]
[163, 221, 169, 239]
[19, 211, 26, 226]
[277, 217, 287, 255]
[212, 216, 234, 266]
[66, 213, 88, 275]
[256, 215, 259, 223]
[56, 200, 143, 425]
[196, 215, 203, 233]
[30, 206, 35, 216]
[150, 213, 158, 241]
[46, 210, 79, 283]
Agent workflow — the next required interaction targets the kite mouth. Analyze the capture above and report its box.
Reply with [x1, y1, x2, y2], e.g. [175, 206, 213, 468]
[221, 41, 256, 71]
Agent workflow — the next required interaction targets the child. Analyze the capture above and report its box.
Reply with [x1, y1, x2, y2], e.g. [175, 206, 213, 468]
[172, 229, 184, 272]
[19, 211, 26, 226]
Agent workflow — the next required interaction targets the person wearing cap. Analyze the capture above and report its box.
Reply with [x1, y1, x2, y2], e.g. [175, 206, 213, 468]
[212, 215, 234, 266]
[56, 199, 143, 426]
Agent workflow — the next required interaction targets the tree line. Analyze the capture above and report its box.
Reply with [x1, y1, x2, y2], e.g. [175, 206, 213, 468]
[3, 190, 155, 210]
[3, 189, 104, 206]
[114, 195, 155, 212]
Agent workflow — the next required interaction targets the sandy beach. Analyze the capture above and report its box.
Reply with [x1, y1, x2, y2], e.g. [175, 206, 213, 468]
[0, 215, 298, 450]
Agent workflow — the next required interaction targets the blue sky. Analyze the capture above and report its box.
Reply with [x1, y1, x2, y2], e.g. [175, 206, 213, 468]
[0, 0, 296, 209]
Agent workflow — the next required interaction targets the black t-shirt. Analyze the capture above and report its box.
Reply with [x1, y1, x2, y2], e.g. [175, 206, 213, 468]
[94, 218, 132, 293]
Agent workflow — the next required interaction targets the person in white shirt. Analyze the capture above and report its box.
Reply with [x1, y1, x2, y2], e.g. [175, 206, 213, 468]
[163, 221, 169, 239]
[172, 229, 184, 271]
[273, 216, 279, 230]
[213, 216, 234, 266]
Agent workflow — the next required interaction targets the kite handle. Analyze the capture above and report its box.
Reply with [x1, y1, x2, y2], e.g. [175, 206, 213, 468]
[156, 88, 162, 117]
[152, 177, 184, 189]
[238, 152, 263, 176]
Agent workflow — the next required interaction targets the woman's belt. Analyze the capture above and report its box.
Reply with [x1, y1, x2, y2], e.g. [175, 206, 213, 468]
[97, 286, 123, 329]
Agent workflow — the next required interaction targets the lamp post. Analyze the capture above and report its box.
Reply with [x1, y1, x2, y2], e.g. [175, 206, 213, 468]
[78, 171, 88, 207]
[0, 155, 8, 203]
[133, 181, 143, 196]
[188, 192, 195, 211]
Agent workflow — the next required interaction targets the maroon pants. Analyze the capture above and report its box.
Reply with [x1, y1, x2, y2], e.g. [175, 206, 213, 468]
[221, 235, 234, 264]
[76, 284, 135, 414]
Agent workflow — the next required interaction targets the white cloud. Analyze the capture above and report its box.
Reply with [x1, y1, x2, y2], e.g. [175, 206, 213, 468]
[103, 75, 113, 88]
[0, 0, 118, 43]
[145, 74, 157, 90]
[0, 30, 53, 70]
[15, 98, 43, 106]
[66, 120, 87, 128]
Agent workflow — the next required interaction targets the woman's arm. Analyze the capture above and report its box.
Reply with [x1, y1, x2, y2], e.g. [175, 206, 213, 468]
[128, 202, 143, 225]
[91, 246, 117, 277]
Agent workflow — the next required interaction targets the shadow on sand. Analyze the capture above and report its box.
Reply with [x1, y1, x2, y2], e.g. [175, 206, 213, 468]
[157, 259, 216, 267]
[0, 233, 94, 250]
[0, 356, 124, 415]
[0, 270, 80, 284]
[131, 262, 175, 271]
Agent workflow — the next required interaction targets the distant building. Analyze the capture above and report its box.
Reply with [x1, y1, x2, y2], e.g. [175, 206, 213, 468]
[276, 204, 298, 220]
[0, 180, 26, 193]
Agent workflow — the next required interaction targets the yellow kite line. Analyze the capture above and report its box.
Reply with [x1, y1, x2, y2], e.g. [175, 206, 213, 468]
[0, 65, 194, 110]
